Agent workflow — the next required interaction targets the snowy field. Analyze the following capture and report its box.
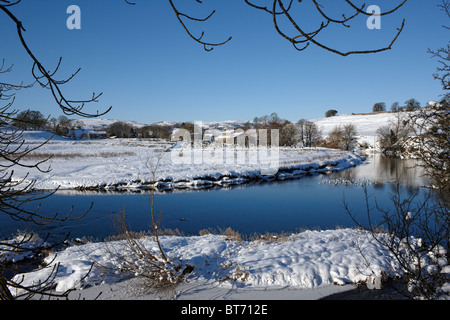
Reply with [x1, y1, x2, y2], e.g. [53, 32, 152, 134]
[10, 111, 403, 193]
[311, 112, 399, 136]
[4, 228, 405, 299]
[3, 114, 448, 301]
[311, 111, 401, 150]
[6, 227, 448, 300]
[11, 131, 364, 191]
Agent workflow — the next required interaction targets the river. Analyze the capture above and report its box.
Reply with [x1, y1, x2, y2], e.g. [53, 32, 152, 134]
[0, 154, 430, 243]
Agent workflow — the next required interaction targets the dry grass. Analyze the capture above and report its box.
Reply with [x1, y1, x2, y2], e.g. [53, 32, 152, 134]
[22, 151, 136, 160]
[101, 215, 182, 294]
[219, 261, 250, 283]
[198, 227, 300, 245]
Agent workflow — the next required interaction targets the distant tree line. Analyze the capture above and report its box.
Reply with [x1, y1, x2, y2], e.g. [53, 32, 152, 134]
[95, 121, 174, 139]
[324, 98, 423, 117]
[373, 98, 422, 113]
[11, 110, 82, 137]
[252, 112, 359, 150]
[7, 109, 175, 140]
[10, 108, 362, 151]
[12, 110, 49, 131]
[252, 113, 299, 147]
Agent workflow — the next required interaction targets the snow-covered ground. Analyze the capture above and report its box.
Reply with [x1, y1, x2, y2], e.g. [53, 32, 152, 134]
[311, 112, 398, 136]
[311, 112, 400, 150]
[10, 134, 364, 191]
[3, 113, 448, 301]
[4, 228, 405, 299]
[7, 227, 449, 300]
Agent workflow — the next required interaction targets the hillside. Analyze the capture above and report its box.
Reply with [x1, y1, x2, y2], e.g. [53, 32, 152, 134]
[311, 112, 403, 150]
[78, 118, 249, 131]
[58, 112, 407, 151]
[310, 112, 399, 137]
[79, 112, 397, 134]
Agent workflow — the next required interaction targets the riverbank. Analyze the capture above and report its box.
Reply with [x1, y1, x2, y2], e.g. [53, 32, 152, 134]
[6, 133, 448, 301]
[7, 228, 408, 300]
[11, 136, 365, 191]
[9, 227, 449, 301]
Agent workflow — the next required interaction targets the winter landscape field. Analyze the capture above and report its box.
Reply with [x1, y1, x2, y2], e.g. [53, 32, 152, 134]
[2, 111, 448, 303]
[15, 130, 364, 191]
[13, 111, 395, 192]
[2, 0, 449, 312]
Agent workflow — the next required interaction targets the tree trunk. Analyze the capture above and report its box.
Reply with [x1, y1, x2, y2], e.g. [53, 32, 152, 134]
[0, 275, 14, 300]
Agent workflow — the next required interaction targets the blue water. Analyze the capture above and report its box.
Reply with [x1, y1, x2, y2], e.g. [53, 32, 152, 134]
[0, 155, 429, 242]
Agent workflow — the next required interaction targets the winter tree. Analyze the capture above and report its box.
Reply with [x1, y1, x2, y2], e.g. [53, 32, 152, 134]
[297, 120, 322, 147]
[373, 102, 386, 113]
[376, 113, 412, 156]
[325, 109, 338, 118]
[341, 124, 358, 151]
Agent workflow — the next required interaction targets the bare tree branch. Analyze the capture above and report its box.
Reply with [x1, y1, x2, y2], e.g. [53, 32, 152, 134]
[0, 61, 93, 299]
[124, 0, 408, 55]
[0, 1, 111, 118]
[167, 0, 232, 52]
[271, 0, 406, 56]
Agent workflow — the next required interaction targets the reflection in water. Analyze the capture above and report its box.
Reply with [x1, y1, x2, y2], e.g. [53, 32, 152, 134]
[332, 154, 428, 195]
[0, 155, 433, 242]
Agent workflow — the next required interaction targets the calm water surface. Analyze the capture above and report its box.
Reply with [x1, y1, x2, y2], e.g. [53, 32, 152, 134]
[0, 155, 430, 242]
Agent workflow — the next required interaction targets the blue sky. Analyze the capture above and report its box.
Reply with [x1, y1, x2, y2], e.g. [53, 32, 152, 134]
[1, 0, 448, 123]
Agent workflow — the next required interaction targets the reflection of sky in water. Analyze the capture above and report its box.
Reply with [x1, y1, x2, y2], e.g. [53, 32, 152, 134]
[0, 156, 432, 242]
[333, 154, 428, 190]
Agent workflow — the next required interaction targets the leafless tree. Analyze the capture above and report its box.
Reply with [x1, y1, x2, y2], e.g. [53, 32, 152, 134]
[404, 98, 421, 111]
[105, 121, 136, 139]
[142, 152, 169, 263]
[0, 0, 115, 299]
[340, 124, 358, 151]
[12, 110, 47, 131]
[297, 119, 322, 147]
[391, 102, 400, 112]
[104, 213, 180, 294]
[344, 185, 448, 299]
[279, 122, 298, 146]
[408, 100, 449, 265]
[376, 112, 412, 156]
[325, 125, 343, 149]
[373, 102, 386, 113]
[324, 124, 357, 150]
[409, 102, 449, 199]
[429, 1, 450, 92]
[0, 1, 111, 118]
[0, 61, 93, 300]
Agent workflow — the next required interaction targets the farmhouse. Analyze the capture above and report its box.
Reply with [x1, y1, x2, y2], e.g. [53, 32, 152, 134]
[68, 128, 107, 140]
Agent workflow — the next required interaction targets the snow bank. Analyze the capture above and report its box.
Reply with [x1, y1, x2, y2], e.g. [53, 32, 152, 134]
[19, 130, 69, 142]
[0, 232, 48, 263]
[10, 229, 404, 297]
[6, 137, 365, 191]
